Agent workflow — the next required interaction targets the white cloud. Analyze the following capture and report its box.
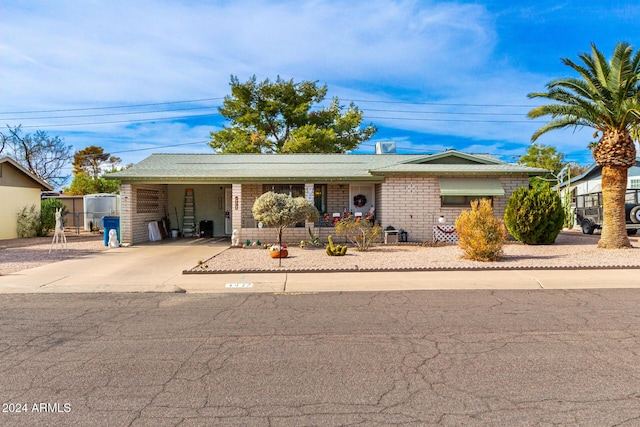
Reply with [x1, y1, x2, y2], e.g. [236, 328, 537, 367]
[0, 0, 612, 166]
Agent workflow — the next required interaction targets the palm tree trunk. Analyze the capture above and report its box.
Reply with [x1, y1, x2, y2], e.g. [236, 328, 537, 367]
[598, 165, 632, 248]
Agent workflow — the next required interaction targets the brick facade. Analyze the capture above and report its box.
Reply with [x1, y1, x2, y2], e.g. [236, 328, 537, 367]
[376, 175, 530, 242]
[120, 183, 168, 245]
[122, 176, 530, 246]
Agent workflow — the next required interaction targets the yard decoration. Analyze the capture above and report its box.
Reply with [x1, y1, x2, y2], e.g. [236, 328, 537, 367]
[269, 244, 289, 258]
[455, 198, 506, 262]
[252, 192, 319, 266]
[49, 208, 67, 253]
[504, 185, 564, 244]
[325, 235, 347, 256]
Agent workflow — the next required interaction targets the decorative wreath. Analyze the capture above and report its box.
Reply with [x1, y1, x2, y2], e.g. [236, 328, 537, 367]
[353, 194, 367, 208]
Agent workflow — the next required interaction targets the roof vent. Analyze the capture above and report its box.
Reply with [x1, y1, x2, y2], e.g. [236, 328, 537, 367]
[375, 141, 396, 154]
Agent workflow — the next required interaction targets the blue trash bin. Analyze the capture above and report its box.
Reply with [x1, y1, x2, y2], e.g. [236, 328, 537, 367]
[102, 216, 120, 247]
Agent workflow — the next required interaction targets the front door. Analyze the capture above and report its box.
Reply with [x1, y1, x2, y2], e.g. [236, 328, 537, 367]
[224, 187, 233, 235]
[350, 184, 375, 216]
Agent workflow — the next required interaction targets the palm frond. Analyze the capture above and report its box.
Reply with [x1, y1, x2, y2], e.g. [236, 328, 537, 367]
[528, 42, 640, 141]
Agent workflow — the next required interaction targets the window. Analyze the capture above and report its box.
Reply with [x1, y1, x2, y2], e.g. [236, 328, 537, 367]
[263, 184, 304, 197]
[262, 184, 307, 227]
[314, 184, 327, 214]
[441, 196, 493, 207]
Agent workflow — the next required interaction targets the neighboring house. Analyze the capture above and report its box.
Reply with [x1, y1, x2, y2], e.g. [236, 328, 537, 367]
[106, 150, 547, 246]
[558, 159, 640, 197]
[557, 159, 640, 233]
[0, 157, 53, 240]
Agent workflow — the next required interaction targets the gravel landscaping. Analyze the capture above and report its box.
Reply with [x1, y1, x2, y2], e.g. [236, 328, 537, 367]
[0, 234, 107, 275]
[3, 230, 640, 276]
[188, 230, 640, 273]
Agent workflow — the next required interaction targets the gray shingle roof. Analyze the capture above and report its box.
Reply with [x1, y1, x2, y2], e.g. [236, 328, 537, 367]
[106, 152, 547, 183]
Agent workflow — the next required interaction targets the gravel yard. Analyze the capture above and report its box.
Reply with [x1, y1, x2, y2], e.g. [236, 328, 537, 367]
[3, 230, 640, 276]
[0, 234, 107, 275]
[190, 231, 640, 273]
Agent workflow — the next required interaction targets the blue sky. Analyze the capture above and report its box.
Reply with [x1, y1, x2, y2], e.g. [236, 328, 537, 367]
[1, 0, 639, 179]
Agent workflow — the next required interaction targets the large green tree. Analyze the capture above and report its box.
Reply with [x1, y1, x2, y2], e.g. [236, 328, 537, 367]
[209, 75, 377, 153]
[66, 146, 122, 195]
[518, 143, 565, 176]
[528, 42, 640, 249]
[72, 145, 121, 179]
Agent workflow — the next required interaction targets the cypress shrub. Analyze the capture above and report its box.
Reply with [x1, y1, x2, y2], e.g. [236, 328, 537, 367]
[504, 186, 564, 245]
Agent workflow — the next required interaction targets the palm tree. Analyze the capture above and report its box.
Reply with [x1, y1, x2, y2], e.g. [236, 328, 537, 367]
[528, 42, 640, 248]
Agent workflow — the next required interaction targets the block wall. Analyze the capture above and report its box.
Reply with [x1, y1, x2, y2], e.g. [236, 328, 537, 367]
[120, 183, 168, 245]
[377, 175, 530, 242]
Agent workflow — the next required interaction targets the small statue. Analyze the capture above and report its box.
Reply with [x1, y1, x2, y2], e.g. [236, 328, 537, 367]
[49, 208, 67, 253]
[108, 229, 119, 248]
[231, 229, 240, 247]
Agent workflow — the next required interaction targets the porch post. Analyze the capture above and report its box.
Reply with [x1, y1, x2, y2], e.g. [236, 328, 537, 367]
[305, 183, 315, 230]
[120, 184, 133, 245]
[231, 183, 242, 232]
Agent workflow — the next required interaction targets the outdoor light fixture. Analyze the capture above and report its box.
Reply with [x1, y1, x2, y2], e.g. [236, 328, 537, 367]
[234, 196, 238, 210]
[438, 216, 446, 224]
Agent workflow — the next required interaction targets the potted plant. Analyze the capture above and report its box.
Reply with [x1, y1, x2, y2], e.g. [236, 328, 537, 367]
[269, 244, 288, 258]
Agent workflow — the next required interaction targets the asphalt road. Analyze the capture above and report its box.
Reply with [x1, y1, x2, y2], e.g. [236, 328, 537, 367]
[1, 289, 640, 426]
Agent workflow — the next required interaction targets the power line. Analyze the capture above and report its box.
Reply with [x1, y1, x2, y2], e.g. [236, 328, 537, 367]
[343, 98, 535, 108]
[363, 116, 536, 124]
[0, 97, 225, 115]
[13, 113, 221, 129]
[1, 105, 220, 121]
[0, 96, 537, 116]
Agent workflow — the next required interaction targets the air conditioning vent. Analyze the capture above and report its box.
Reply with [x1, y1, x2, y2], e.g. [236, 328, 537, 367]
[375, 141, 396, 154]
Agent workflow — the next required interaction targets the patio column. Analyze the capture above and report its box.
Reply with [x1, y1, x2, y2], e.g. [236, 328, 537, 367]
[231, 183, 242, 232]
[120, 184, 133, 245]
[305, 183, 315, 229]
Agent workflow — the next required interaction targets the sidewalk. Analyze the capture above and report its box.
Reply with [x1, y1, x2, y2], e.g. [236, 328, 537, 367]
[1, 238, 639, 293]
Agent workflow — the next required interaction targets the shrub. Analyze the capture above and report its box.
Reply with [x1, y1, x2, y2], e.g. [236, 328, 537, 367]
[504, 186, 564, 245]
[334, 218, 381, 251]
[40, 198, 67, 236]
[455, 198, 506, 261]
[252, 192, 319, 247]
[16, 205, 40, 238]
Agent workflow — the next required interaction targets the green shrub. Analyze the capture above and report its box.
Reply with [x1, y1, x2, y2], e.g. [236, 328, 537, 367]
[16, 205, 40, 238]
[40, 198, 67, 236]
[504, 186, 564, 245]
[334, 218, 381, 251]
[455, 199, 506, 261]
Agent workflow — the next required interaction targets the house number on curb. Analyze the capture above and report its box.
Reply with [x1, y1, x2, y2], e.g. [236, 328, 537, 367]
[225, 283, 254, 288]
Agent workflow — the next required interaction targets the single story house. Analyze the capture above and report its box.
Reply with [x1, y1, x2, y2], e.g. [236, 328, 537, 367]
[0, 157, 54, 240]
[106, 150, 547, 245]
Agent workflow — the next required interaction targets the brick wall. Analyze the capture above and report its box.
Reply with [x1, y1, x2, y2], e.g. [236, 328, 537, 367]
[378, 175, 530, 242]
[121, 183, 168, 245]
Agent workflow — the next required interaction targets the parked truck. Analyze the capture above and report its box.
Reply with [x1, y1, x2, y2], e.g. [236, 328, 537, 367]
[575, 190, 640, 235]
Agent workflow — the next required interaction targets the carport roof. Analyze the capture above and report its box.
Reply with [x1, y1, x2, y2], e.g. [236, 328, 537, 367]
[106, 152, 547, 184]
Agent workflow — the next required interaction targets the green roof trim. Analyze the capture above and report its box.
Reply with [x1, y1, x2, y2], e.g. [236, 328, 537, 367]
[438, 177, 505, 196]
